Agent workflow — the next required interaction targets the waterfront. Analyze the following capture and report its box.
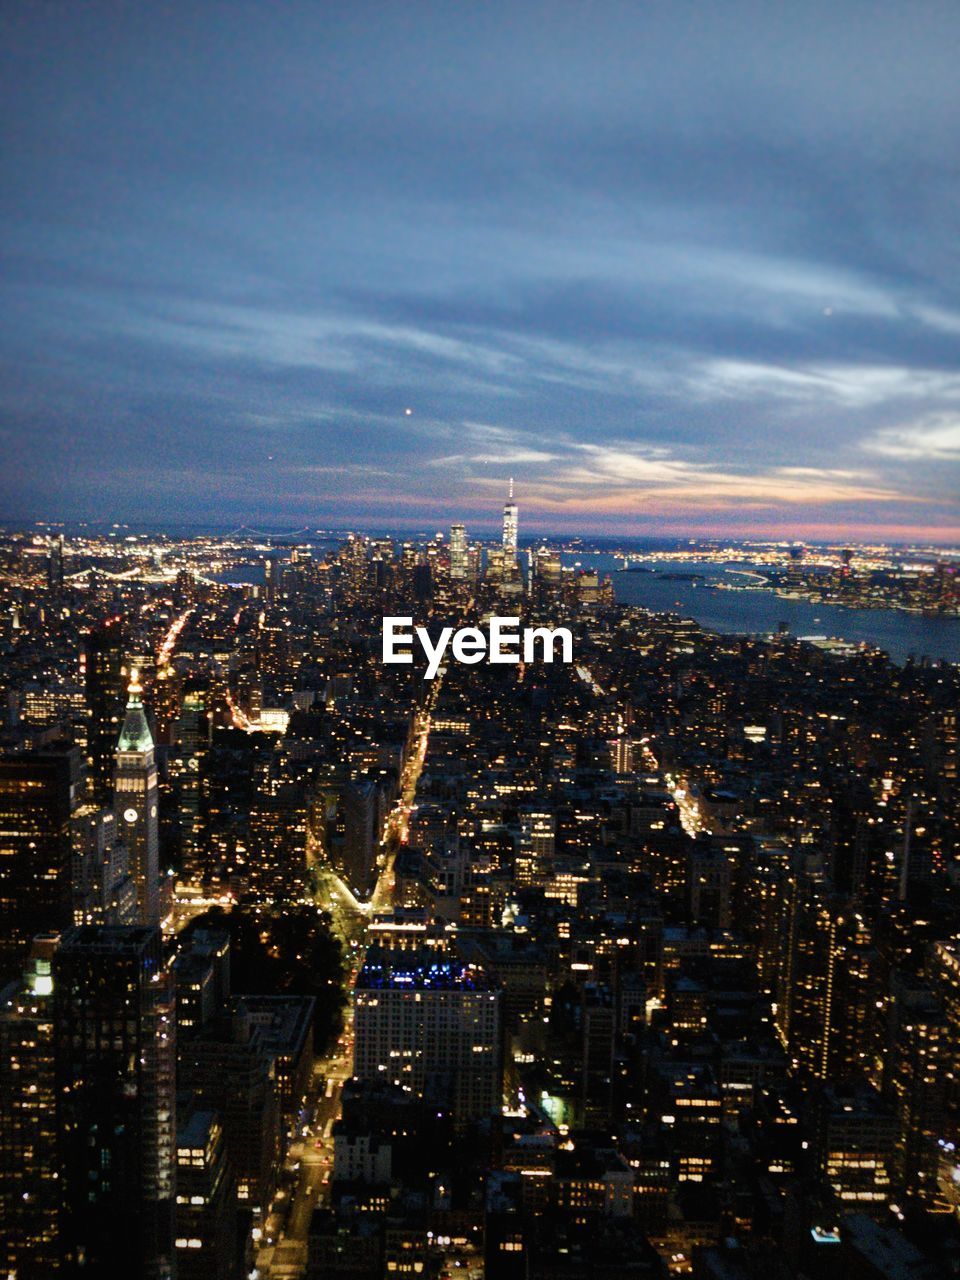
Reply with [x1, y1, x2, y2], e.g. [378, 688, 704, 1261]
[561, 554, 960, 665]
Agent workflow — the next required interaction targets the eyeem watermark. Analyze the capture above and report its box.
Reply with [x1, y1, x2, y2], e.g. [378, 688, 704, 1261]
[383, 616, 573, 680]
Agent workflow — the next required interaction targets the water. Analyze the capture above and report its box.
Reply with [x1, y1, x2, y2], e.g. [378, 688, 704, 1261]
[560, 554, 960, 666]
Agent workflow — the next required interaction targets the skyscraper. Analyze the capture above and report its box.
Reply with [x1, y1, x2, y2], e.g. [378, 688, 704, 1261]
[54, 925, 176, 1278]
[113, 669, 161, 924]
[0, 743, 82, 977]
[83, 618, 126, 806]
[786, 545, 806, 592]
[174, 1107, 238, 1280]
[0, 935, 60, 1278]
[450, 522, 468, 580]
[71, 805, 138, 926]
[46, 534, 64, 593]
[502, 478, 518, 561]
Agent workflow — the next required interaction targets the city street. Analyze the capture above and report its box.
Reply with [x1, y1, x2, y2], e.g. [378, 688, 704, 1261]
[253, 681, 440, 1278]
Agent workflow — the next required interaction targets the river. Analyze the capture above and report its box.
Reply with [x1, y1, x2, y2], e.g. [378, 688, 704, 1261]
[560, 554, 960, 666]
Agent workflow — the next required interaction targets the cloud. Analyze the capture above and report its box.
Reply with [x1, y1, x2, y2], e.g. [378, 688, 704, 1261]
[1, 2, 960, 537]
[692, 361, 960, 410]
[863, 416, 960, 460]
[428, 426, 906, 518]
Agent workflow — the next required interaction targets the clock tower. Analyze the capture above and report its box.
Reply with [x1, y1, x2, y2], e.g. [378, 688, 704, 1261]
[113, 668, 160, 924]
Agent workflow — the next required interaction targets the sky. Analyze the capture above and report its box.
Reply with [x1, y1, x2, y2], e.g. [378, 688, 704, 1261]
[2, 1, 959, 541]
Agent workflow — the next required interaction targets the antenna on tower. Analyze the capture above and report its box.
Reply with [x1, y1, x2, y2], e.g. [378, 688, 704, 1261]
[509, 477, 514, 501]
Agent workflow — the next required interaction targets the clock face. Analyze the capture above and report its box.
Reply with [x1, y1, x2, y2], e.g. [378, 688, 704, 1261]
[123, 807, 138, 824]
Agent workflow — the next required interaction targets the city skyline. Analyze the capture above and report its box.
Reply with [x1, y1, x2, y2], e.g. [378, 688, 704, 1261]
[3, 3, 960, 540]
[0, 501, 958, 1275]
[3, 9, 960, 1270]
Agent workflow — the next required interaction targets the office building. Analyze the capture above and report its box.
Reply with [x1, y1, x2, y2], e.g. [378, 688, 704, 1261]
[82, 618, 126, 805]
[174, 1107, 238, 1280]
[353, 945, 501, 1123]
[54, 925, 176, 1278]
[0, 744, 82, 977]
[0, 935, 60, 1278]
[113, 669, 161, 924]
[450, 522, 468, 580]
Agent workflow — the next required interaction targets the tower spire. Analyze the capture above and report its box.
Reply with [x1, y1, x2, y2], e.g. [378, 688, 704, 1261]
[117, 668, 153, 753]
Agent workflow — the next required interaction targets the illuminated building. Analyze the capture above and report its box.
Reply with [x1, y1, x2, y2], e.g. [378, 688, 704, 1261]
[502, 478, 518, 561]
[609, 731, 634, 775]
[484, 1173, 530, 1280]
[0, 743, 82, 976]
[660, 1066, 723, 1182]
[330, 777, 386, 899]
[534, 545, 562, 585]
[494, 480, 523, 595]
[172, 686, 210, 878]
[256, 610, 289, 686]
[580, 985, 616, 1126]
[785, 544, 805, 591]
[71, 805, 137, 925]
[928, 938, 960, 1090]
[21, 680, 86, 730]
[113, 669, 160, 924]
[151, 663, 181, 745]
[177, 1004, 282, 1214]
[54, 925, 176, 1278]
[174, 1108, 238, 1280]
[229, 995, 315, 1136]
[885, 970, 949, 1209]
[516, 807, 555, 887]
[777, 865, 875, 1080]
[555, 1144, 635, 1219]
[577, 569, 600, 603]
[246, 784, 308, 901]
[449, 522, 468, 580]
[46, 533, 64, 593]
[687, 844, 732, 930]
[0, 936, 60, 1277]
[172, 928, 231, 1041]
[83, 618, 126, 805]
[815, 1083, 896, 1213]
[353, 946, 501, 1124]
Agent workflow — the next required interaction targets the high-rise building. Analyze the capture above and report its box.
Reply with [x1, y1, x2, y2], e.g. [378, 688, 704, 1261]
[815, 1083, 896, 1215]
[152, 663, 181, 746]
[517, 807, 555, 888]
[330, 778, 381, 899]
[353, 944, 501, 1124]
[0, 744, 82, 977]
[47, 534, 64, 593]
[54, 925, 176, 1278]
[884, 975, 948, 1209]
[113, 669, 161, 924]
[174, 1107, 238, 1280]
[82, 618, 126, 805]
[502, 478, 518, 561]
[71, 805, 138, 926]
[534, 545, 562, 585]
[172, 686, 210, 878]
[0, 935, 60, 1278]
[177, 1005, 282, 1213]
[785, 545, 805, 592]
[450, 522, 468, 580]
[776, 863, 876, 1081]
